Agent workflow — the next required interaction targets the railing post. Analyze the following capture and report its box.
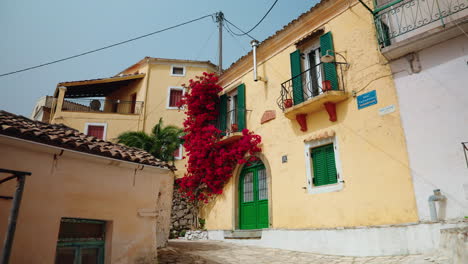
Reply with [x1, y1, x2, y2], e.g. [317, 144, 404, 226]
[435, 0, 445, 27]
[51, 86, 67, 123]
[0, 174, 27, 264]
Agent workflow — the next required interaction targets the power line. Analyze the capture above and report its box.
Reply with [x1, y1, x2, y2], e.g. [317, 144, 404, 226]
[224, 18, 256, 40]
[224, 0, 278, 37]
[0, 14, 215, 78]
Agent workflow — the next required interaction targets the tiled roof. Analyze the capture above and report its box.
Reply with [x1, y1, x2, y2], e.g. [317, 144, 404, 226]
[0, 111, 174, 170]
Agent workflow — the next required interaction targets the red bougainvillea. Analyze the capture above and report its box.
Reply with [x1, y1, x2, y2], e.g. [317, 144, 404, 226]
[176, 72, 261, 202]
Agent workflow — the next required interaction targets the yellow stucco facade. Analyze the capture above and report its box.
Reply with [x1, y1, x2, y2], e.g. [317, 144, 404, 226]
[50, 58, 216, 177]
[0, 135, 173, 263]
[201, 0, 419, 230]
[47, 0, 419, 232]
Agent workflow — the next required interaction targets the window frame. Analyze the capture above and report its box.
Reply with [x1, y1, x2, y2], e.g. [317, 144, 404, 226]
[170, 65, 186, 77]
[84, 123, 107, 140]
[173, 144, 183, 160]
[55, 217, 106, 264]
[301, 41, 324, 99]
[304, 136, 343, 194]
[227, 89, 238, 130]
[166, 86, 185, 109]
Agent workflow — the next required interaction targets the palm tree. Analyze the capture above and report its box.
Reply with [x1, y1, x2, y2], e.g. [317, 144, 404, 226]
[117, 118, 184, 162]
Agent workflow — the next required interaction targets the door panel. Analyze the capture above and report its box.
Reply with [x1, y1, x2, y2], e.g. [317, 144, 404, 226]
[239, 165, 269, 230]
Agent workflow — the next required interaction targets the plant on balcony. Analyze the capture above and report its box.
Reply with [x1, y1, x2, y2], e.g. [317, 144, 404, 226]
[116, 118, 184, 163]
[231, 123, 238, 132]
[283, 98, 293, 108]
[176, 72, 261, 203]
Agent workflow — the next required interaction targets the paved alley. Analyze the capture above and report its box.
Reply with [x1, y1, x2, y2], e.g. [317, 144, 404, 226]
[157, 240, 450, 264]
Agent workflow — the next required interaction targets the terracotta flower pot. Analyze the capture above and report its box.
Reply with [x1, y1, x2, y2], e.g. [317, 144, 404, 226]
[322, 80, 332, 92]
[231, 123, 238, 132]
[284, 99, 293, 108]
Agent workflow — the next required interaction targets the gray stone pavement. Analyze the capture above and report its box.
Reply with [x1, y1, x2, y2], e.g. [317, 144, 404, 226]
[158, 240, 451, 264]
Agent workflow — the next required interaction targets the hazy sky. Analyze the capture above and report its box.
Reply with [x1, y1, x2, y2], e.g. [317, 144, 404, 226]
[1, 0, 319, 116]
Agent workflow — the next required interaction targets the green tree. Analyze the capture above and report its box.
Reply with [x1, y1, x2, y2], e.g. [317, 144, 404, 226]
[117, 118, 184, 162]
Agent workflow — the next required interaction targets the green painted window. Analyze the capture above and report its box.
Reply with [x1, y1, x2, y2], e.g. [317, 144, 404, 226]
[218, 84, 246, 134]
[218, 94, 228, 133]
[55, 218, 105, 264]
[237, 84, 246, 131]
[311, 144, 338, 186]
[319, 32, 339, 91]
[289, 49, 304, 105]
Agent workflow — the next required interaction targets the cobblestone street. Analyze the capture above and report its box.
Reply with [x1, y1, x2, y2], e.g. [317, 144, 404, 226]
[158, 240, 450, 264]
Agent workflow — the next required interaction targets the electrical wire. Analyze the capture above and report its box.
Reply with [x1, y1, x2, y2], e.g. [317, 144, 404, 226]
[123, 26, 218, 135]
[224, 18, 257, 40]
[0, 14, 215, 78]
[225, 0, 279, 37]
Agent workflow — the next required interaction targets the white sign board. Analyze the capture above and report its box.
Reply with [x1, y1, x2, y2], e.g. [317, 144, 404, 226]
[379, 105, 396, 116]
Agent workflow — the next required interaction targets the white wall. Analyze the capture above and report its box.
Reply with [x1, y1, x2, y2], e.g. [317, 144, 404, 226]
[208, 221, 467, 256]
[390, 35, 468, 221]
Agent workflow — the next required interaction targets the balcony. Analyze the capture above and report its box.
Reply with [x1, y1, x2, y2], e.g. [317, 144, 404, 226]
[216, 109, 247, 145]
[276, 62, 348, 131]
[62, 98, 144, 115]
[374, 0, 468, 60]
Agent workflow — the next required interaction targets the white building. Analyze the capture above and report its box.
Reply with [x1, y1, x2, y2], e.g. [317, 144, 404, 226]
[375, 0, 468, 221]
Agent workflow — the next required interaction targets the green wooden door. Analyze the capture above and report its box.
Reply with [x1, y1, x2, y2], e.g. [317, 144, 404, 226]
[239, 164, 269, 230]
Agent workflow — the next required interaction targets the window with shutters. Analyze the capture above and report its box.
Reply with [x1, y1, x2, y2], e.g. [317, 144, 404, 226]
[167, 87, 184, 109]
[84, 123, 107, 140]
[218, 83, 246, 136]
[304, 137, 343, 194]
[286, 32, 341, 107]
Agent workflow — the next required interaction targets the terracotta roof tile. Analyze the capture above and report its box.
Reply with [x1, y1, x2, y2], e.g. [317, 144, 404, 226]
[0, 110, 175, 170]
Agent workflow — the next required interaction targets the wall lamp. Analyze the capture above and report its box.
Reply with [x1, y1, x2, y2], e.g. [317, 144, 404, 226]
[320, 50, 349, 69]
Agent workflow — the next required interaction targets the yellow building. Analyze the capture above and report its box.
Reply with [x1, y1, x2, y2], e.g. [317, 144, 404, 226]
[48, 57, 216, 176]
[198, 0, 465, 256]
[0, 110, 174, 263]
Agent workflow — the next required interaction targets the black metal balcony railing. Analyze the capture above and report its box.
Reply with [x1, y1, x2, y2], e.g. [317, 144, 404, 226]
[276, 62, 346, 112]
[214, 108, 248, 137]
[374, 0, 468, 48]
[61, 98, 143, 114]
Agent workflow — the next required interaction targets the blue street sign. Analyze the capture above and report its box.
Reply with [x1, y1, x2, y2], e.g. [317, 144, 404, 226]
[357, 90, 377, 110]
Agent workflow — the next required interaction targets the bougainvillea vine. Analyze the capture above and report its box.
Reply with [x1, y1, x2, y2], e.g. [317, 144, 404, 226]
[176, 72, 261, 203]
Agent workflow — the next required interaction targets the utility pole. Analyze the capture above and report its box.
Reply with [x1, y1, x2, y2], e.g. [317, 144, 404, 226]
[215, 12, 224, 74]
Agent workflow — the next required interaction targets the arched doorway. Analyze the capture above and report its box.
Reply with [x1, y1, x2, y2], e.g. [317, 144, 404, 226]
[238, 160, 269, 229]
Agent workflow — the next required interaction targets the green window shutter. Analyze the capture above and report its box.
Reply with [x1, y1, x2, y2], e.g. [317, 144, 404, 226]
[312, 147, 328, 186]
[219, 94, 227, 133]
[237, 84, 246, 131]
[320, 32, 339, 91]
[324, 144, 338, 184]
[311, 144, 338, 186]
[376, 19, 391, 48]
[289, 50, 304, 105]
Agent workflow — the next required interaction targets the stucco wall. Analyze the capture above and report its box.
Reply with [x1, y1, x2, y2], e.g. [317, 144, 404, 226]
[143, 63, 214, 177]
[55, 111, 142, 141]
[390, 35, 468, 221]
[202, 2, 418, 230]
[0, 136, 173, 263]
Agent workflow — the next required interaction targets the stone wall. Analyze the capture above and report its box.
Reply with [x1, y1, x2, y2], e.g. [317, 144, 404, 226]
[170, 186, 197, 238]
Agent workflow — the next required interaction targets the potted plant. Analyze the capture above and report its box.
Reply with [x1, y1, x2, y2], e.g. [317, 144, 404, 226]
[231, 123, 238, 132]
[283, 98, 293, 108]
[322, 80, 332, 92]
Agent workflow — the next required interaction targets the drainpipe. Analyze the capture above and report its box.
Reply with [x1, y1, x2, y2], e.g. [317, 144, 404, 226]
[428, 189, 446, 221]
